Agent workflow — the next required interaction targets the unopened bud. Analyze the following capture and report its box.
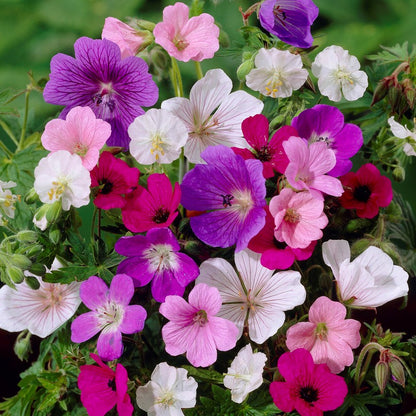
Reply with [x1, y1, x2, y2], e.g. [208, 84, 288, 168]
[24, 188, 39, 204]
[14, 330, 32, 361]
[401, 78, 415, 109]
[150, 46, 169, 71]
[6, 264, 25, 284]
[49, 228, 61, 245]
[389, 356, 406, 387]
[237, 59, 254, 82]
[16, 230, 38, 243]
[28, 263, 46, 277]
[392, 165, 405, 182]
[43, 201, 62, 223]
[25, 274, 41, 289]
[375, 361, 390, 394]
[25, 244, 44, 258]
[134, 19, 155, 32]
[10, 254, 32, 270]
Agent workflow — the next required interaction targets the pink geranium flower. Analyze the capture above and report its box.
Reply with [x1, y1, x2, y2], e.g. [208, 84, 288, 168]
[160, 283, 239, 367]
[153, 2, 219, 62]
[269, 349, 348, 416]
[78, 353, 133, 416]
[283, 136, 344, 200]
[41, 106, 111, 171]
[269, 188, 328, 249]
[286, 296, 361, 373]
[121, 173, 181, 233]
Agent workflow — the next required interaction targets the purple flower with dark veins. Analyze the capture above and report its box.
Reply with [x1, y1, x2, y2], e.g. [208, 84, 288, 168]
[43, 37, 158, 149]
[259, 0, 319, 49]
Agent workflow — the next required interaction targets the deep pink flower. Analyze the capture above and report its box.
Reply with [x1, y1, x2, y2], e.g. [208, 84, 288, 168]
[153, 2, 219, 62]
[78, 353, 133, 416]
[248, 206, 316, 270]
[160, 283, 239, 367]
[269, 348, 348, 416]
[286, 296, 361, 373]
[232, 114, 297, 178]
[269, 188, 328, 249]
[121, 173, 181, 233]
[90, 151, 139, 210]
[339, 163, 393, 218]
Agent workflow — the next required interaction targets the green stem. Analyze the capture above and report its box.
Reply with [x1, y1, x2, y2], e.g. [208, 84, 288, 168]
[170, 57, 184, 97]
[91, 207, 98, 240]
[178, 147, 185, 183]
[18, 89, 31, 150]
[0, 120, 19, 149]
[0, 138, 13, 158]
[354, 342, 383, 392]
[194, 61, 204, 80]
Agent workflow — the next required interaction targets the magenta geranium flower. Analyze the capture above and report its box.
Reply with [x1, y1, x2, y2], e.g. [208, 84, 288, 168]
[121, 173, 181, 233]
[292, 104, 363, 177]
[90, 151, 139, 210]
[43, 37, 158, 148]
[286, 296, 361, 373]
[269, 188, 328, 249]
[181, 145, 266, 252]
[339, 163, 393, 218]
[78, 353, 133, 416]
[269, 348, 348, 416]
[232, 114, 298, 178]
[160, 283, 239, 367]
[71, 274, 146, 361]
[115, 228, 199, 302]
[153, 2, 219, 62]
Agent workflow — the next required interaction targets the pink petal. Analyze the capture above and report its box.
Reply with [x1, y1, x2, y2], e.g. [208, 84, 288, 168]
[185, 325, 218, 367]
[269, 381, 294, 412]
[97, 329, 123, 361]
[286, 322, 316, 351]
[209, 316, 238, 351]
[119, 305, 147, 334]
[71, 311, 101, 343]
[80, 276, 109, 310]
[308, 296, 346, 324]
[188, 284, 222, 316]
[109, 274, 134, 306]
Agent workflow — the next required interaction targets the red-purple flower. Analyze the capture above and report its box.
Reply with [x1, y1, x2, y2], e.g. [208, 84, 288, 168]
[269, 348, 348, 416]
[90, 151, 139, 210]
[339, 163, 393, 219]
[43, 37, 158, 148]
[121, 173, 181, 233]
[78, 353, 133, 416]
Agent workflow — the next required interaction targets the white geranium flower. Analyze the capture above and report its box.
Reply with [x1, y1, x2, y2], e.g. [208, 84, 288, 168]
[128, 108, 188, 164]
[388, 116, 416, 156]
[161, 68, 264, 164]
[136, 362, 197, 416]
[322, 240, 409, 308]
[34, 150, 91, 211]
[312, 45, 368, 102]
[0, 180, 19, 219]
[197, 248, 306, 344]
[246, 48, 308, 98]
[223, 344, 266, 403]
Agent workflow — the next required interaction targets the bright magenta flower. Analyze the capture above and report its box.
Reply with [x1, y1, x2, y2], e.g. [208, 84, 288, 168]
[269, 348, 348, 416]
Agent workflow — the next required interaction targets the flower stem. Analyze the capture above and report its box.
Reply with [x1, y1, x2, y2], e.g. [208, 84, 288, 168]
[354, 342, 382, 392]
[170, 57, 184, 98]
[0, 136, 13, 158]
[0, 119, 19, 150]
[194, 61, 204, 80]
[18, 88, 31, 151]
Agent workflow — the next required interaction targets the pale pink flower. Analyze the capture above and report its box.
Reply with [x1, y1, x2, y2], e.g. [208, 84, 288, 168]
[269, 188, 328, 249]
[283, 136, 344, 200]
[159, 283, 239, 367]
[286, 296, 361, 373]
[102, 17, 145, 58]
[41, 106, 111, 171]
[153, 2, 219, 62]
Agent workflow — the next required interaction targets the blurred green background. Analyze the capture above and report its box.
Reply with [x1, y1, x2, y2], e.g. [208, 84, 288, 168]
[0, 0, 415, 206]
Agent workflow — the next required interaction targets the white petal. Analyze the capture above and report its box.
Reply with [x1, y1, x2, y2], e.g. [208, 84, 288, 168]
[322, 239, 351, 279]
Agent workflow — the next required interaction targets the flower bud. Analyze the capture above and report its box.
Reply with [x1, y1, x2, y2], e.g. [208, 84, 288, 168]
[9, 254, 32, 270]
[392, 165, 405, 182]
[25, 244, 44, 258]
[237, 59, 254, 82]
[375, 361, 390, 394]
[28, 263, 46, 277]
[150, 46, 170, 72]
[16, 230, 38, 243]
[14, 331, 32, 361]
[25, 274, 41, 289]
[6, 264, 25, 284]
[389, 356, 406, 388]
[24, 188, 39, 204]
[49, 228, 61, 245]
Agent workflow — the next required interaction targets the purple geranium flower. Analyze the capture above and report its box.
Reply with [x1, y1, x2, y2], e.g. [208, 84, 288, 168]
[259, 0, 319, 49]
[115, 228, 199, 303]
[291, 104, 363, 177]
[71, 274, 146, 361]
[43, 37, 158, 149]
[181, 145, 266, 252]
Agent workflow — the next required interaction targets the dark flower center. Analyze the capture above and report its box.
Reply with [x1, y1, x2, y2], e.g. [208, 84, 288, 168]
[299, 386, 318, 403]
[353, 185, 372, 202]
[221, 194, 234, 207]
[100, 179, 113, 195]
[107, 378, 116, 391]
[256, 145, 272, 162]
[153, 207, 170, 224]
[92, 83, 116, 116]
[273, 4, 287, 26]
[193, 310, 208, 326]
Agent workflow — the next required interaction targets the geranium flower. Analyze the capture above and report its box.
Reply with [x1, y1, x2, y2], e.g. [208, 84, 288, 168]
[160, 283, 239, 367]
[248, 206, 316, 270]
[312, 45, 368, 102]
[269, 348, 348, 416]
[136, 362, 198, 416]
[291, 104, 363, 177]
[269, 188, 328, 249]
[388, 116, 416, 156]
[286, 296, 361, 373]
[121, 173, 180, 233]
[283, 136, 344, 200]
[232, 114, 297, 178]
[41, 106, 111, 171]
[339, 163, 393, 218]
[78, 353, 133, 416]
[128, 108, 188, 165]
[0, 180, 19, 220]
[161, 69, 264, 163]
[259, 0, 319, 48]
[115, 228, 199, 302]
[90, 151, 139, 210]
[153, 2, 219, 62]
[197, 248, 306, 344]
[71, 274, 147, 361]
[322, 239, 409, 309]
[181, 145, 266, 252]
[223, 344, 267, 403]
[34, 150, 91, 211]
[43, 37, 158, 148]
[246, 48, 308, 98]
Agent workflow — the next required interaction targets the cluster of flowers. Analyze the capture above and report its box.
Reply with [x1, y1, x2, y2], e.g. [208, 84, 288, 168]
[0, 1, 413, 416]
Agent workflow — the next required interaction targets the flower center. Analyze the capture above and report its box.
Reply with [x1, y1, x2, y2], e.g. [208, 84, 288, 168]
[284, 208, 300, 223]
[173, 35, 189, 51]
[92, 82, 116, 117]
[231, 189, 254, 218]
[48, 177, 68, 201]
[97, 301, 124, 328]
[336, 69, 354, 85]
[309, 132, 333, 148]
[107, 378, 117, 391]
[272, 3, 287, 27]
[256, 145, 272, 162]
[150, 133, 166, 161]
[143, 244, 177, 273]
[193, 310, 208, 326]
[299, 386, 318, 403]
[153, 207, 170, 224]
[73, 142, 89, 157]
[99, 178, 113, 195]
[315, 322, 328, 341]
[353, 185, 371, 202]
[221, 194, 234, 208]
[157, 390, 176, 407]
[265, 72, 283, 98]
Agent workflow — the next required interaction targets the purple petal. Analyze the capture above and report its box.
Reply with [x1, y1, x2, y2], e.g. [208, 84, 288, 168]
[71, 312, 101, 343]
[109, 274, 134, 306]
[175, 252, 200, 286]
[146, 228, 180, 251]
[117, 257, 153, 287]
[80, 276, 109, 310]
[151, 270, 186, 303]
[119, 305, 146, 334]
[115, 235, 149, 257]
[97, 329, 123, 361]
